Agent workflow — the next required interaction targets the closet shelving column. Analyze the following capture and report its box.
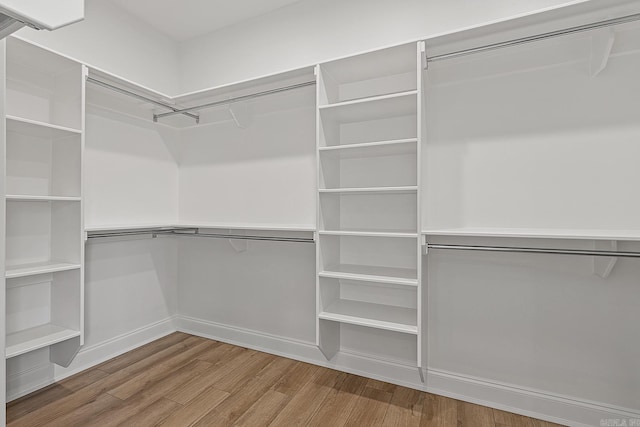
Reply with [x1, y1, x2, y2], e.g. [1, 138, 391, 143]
[3, 38, 85, 366]
[316, 42, 424, 373]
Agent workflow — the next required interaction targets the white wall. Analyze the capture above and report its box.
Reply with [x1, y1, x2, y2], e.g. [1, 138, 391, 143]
[14, 0, 180, 95]
[178, 0, 587, 93]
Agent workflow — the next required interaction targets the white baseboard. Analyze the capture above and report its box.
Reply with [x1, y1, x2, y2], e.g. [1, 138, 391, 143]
[177, 315, 640, 427]
[7, 316, 177, 401]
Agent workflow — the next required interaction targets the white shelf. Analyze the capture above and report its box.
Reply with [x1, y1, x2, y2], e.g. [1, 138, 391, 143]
[319, 186, 417, 195]
[6, 115, 82, 138]
[6, 195, 81, 202]
[319, 138, 417, 158]
[319, 90, 417, 123]
[319, 229, 417, 238]
[423, 228, 640, 241]
[85, 223, 316, 233]
[6, 261, 81, 279]
[320, 264, 417, 285]
[319, 299, 417, 334]
[6, 324, 81, 359]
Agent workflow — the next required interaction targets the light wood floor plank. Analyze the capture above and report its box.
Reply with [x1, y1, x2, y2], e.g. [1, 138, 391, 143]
[233, 389, 290, 427]
[160, 386, 230, 427]
[6, 333, 568, 427]
[119, 397, 182, 426]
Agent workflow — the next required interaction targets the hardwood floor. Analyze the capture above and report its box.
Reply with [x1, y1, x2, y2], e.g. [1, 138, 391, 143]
[7, 333, 566, 426]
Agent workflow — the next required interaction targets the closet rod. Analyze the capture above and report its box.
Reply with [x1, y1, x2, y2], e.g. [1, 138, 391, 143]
[172, 232, 315, 244]
[426, 12, 640, 65]
[86, 228, 197, 239]
[153, 80, 317, 122]
[86, 77, 200, 124]
[427, 244, 640, 258]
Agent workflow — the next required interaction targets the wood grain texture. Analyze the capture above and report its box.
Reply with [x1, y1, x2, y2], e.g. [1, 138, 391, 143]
[6, 332, 567, 427]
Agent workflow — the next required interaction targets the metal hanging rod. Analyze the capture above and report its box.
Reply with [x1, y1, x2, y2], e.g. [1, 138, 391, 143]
[426, 12, 640, 65]
[172, 231, 315, 244]
[86, 227, 314, 243]
[153, 80, 317, 122]
[86, 77, 200, 124]
[427, 244, 640, 258]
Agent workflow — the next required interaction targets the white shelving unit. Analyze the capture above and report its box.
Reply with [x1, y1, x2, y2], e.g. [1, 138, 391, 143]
[4, 38, 85, 367]
[316, 42, 424, 375]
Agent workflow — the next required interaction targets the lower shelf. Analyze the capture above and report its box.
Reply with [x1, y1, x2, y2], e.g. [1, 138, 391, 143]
[319, 299, 417, 334]
[320, 263, 418, 286]
[6, 324, 81, 358]
[6, 261, 81, 279]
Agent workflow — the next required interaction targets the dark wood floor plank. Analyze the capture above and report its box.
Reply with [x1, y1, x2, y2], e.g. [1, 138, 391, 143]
[494, 408, 535, 427]
[343, 385, 394, 426]
[234, 389, 290, 427]
[383, 385, 424, 426]
[160, 386, 230, 427]
[421, 393, 457, 427]
[457, 400, 495, 427]
[6, 333, 568, 427]
[305, 372, 368, 427]
[269, 368, 347, 427]
[96, 332, 192, 373]
[6, 384, 74, 424]
[270, 360, 320, 396]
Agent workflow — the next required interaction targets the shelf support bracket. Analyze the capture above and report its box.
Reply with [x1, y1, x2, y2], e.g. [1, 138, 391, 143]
[228, 103, 251, 129]
[592, 240, 617, 278]
[227, 230, 248, 253]
[590, 28, 615, 77]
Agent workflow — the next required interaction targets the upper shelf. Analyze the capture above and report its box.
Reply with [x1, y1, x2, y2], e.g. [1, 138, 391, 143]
[6, 116, 82, 139]
[318, 138, 417, 159]
[319, 90, 417, 124]
[423, 228, 640, 241]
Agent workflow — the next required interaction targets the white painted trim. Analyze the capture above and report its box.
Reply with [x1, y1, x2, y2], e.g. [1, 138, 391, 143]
[7, 316, 176, 401]
[177, 315, 640, 427]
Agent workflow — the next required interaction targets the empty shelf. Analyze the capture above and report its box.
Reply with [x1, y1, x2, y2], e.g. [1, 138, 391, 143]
[6, 324, 81, 358]
[319, 299, 417, 334]
[423, 227, 640, 241]
[6, 195, 81, 202]
[6, 261, 81, 279]
[319, 138, 418, 158]
[318, 230, 417, 238]
[320, 264, 418, 286]
[6, 115, 82, 138]
[319, 90, 417, 123]
[319, 186, 418, 194]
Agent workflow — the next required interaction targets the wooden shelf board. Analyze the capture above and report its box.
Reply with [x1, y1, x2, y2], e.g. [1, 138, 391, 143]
[423, 228, 640, 241]
[319, 138, 418, 159]
[6, 324, 81, 359]
[319, 299, 417, 334]
[319, 90, 417, 123]
[319, 186, 417, 195]
[6, 195, 81, 202]
[319, 230, 417, 238]
[320, 264, 417, 285]
[6, 115, 82, 138]
[6, 261, 81, 279]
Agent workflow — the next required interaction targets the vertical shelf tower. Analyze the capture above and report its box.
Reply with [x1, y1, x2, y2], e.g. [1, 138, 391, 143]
[3, 38, 85, 367]
[316, 42, 425, 377]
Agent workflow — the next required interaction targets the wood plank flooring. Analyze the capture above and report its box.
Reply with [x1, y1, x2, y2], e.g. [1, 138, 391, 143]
[7, 333, 566, 426]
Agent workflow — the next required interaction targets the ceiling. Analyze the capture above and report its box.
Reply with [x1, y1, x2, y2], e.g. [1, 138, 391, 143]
[110, 0, 304, 42]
